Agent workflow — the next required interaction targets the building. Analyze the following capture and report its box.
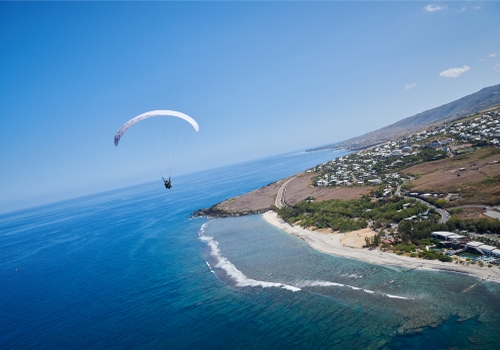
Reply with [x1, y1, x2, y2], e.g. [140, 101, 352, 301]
[478, 245, 497, 255]
[431, 231, 464, 241]
[447, 234, 465, 240]
[466, 241, 485, 254]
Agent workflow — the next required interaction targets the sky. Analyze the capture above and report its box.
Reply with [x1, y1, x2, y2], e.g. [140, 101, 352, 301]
[1, 1, 499, 213]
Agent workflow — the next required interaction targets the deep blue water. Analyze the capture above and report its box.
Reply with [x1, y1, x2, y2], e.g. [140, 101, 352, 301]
[1, 150, 500, 349]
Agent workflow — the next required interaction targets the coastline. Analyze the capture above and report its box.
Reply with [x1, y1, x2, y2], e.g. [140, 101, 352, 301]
[262, 210, 500, 283]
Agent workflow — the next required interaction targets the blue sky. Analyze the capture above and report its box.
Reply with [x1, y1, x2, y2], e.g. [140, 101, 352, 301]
[1, 1, 499, 213]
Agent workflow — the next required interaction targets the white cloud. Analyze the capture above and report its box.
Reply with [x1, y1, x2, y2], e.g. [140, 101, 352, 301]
[439, 65, 470, 78]
[488, 53, 497, 58]
[424, 5, 446, 12]
[456, 5, 481, 13]
[405, 83, 416, 90]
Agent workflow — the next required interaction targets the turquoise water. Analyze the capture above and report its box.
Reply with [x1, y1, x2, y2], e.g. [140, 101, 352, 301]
[202, 216, 500, 349]
[457, 252, 481, 259]
[1, 149, 500, 349]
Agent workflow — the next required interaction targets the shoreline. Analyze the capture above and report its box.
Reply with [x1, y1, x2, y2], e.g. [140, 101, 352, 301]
[262, 210, 500, 283]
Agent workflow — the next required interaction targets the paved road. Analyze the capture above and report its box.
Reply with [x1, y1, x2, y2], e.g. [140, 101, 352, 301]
[276, 177, 451, 222]
[485, 210, 500, 219]
[275, 176, 296, 209]
[409, 197, 450, 224]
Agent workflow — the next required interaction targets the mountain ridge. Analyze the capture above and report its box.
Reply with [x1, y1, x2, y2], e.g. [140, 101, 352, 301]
[309, 83, 500, 151]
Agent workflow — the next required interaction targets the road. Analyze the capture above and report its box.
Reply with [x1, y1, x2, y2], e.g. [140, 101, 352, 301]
[275, 178, 451, 222]
[275, 176, 296, 209]
[407, 196, 450, 224]
[398, 184, 450, 223]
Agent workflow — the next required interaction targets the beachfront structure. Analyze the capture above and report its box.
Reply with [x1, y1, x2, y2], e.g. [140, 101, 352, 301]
[466, 241, 484, 249]
[479, 245, 497, 255]
[431, 231, 465, 241]
[491, 249, 500, 258]
[465, 241, 487, 254]
[431, 231, 453, 240]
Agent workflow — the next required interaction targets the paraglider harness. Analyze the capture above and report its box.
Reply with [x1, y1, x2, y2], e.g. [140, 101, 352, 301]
[162, 177, 172, 189]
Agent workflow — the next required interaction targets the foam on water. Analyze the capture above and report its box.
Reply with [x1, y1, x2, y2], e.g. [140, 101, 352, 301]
[205, 261, 215, 274]
[294, 280, 413, 300]
[200, 223, 413, 299]
[200, 232, 301, 292]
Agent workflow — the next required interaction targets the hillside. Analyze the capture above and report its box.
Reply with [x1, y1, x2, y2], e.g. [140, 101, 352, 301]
[310, 84, 500, 151]
[400, 148, 500, 206]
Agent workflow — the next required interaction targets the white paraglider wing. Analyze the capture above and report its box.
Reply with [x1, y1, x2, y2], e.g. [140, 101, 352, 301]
[114, 110, 199, 146]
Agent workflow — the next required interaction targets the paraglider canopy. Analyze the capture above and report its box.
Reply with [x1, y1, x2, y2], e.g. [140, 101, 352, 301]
[114, 110, 199, 185]
[114, 110, 199, 147]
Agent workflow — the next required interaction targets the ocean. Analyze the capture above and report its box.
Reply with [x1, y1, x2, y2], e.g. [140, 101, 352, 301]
[1, 150, 500, 349]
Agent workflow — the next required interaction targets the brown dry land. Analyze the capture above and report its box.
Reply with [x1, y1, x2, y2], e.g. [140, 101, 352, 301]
[452, 207, 485, 220]
[211, 147, 500, 215]
[400, 147, 500, 205]
[339, 228, 376, 248]
[214, 172, 372, 214]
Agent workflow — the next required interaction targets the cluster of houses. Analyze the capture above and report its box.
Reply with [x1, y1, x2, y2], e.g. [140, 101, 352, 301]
[308, 154, 392, 187]
[448, 110, 500, 145]
[309, 108, 500, 190]
[308, 153, 410, 190]
[431, 231, 500, 260]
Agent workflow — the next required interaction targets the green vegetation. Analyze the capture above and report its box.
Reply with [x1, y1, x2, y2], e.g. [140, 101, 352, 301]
[277, 197, 370, 232]
[447, 208, 463, 215]
[276, 197, 431, 232]
[371, 149, 447, 174]
[456, 148, 476, 155]
[400, 182, 413, 191]
[446, 215, 500, 234]
[277, 193, 500, 261]
[297, 107, 500, 264]
[398, 220, 438, 245]
[418, 197, 448, 208]
[478, 147, 500, 159]
[480, 177, 498, 186]
[393, 243, 416, 253]
[416, 249, 451, 261]
[364, 233, 381, 247]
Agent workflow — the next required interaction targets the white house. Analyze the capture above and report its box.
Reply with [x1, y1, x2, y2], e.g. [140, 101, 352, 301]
[431, 231, 455, 240]
[478, 245, 497, 255]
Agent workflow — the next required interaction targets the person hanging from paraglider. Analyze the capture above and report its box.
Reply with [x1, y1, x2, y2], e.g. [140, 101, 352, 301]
[114, 110, 199, 191]
[162, 177, 172, 189]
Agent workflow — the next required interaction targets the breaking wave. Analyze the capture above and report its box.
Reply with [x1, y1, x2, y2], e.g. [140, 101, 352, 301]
[199, 223, 412, 299]
[294, 280, 413, 300]
[199, 226, 300, 292]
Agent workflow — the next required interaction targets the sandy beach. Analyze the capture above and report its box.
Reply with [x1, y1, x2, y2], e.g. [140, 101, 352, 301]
[262, 210, 500, 283]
